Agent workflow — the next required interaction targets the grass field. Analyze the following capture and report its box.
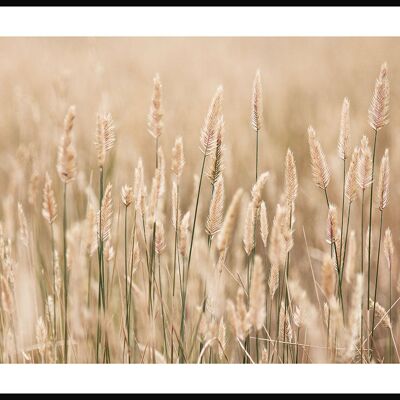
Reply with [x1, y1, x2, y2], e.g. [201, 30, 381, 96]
[0, 37, 399, 363]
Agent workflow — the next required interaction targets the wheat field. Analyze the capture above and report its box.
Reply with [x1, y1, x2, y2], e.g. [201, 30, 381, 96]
[0, 37, 399, 364]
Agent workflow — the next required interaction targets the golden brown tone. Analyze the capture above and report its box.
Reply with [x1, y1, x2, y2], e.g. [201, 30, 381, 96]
[0, 38, 400, 364]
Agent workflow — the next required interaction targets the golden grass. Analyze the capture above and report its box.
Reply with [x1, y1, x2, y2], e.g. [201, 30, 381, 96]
[0, 37, 399, 363]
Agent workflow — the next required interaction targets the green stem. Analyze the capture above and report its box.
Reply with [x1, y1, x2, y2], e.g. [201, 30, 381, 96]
[339, 201, 352, 289]
[155, 137, 159, 169]
[339, 159, 346, 263]
[172, 184, 179, 296]
[372, 210, 384, 340]
[324, 188, 343, 315]
[50, 223, 57, 345]
[360, 189, 365, 364]
[124, 206, 129, 361]
[158, 253, 168, 357]
[187, 153, 207, 272]
[268, 297, 273, 359]
[179, 256, 187, 363]
[295, 327, 300, 364]
[367, 129, 378, 309]
[127, 211, 137, 363]
[149, 221, 157, 311]
[96, 166, 104, 363]
[62, 183, 68, 363]
[256, 128, 259, 182]
[389, 267, 392, 363]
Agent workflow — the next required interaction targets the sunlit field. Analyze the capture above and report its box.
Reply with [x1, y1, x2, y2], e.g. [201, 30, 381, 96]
[0, 37, 399, 363]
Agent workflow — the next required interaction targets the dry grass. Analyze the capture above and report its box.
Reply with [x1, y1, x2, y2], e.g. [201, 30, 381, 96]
[0, 37, 400, 363]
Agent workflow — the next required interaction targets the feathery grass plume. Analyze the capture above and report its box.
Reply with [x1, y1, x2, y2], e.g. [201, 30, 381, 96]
[157, 146, 166, 198]
[186, 86, 223, 281]
[326, 205, 338, 246]
[369, 298, 391, 329]
[356, 136, 373, 190]
[216, 249, 227, 273]
[226, 300, 241, 340]
[133, 158, 144, 214]
[322, 255, 336, 300]
[46, 295, 54, 327]
[171, 180, 180, 230]
[324, 303, 330, 329]
[217, 318, 226, 360]
[384, 228, 394, 270]
[329, 298, 345, 348]
[249, 255, 266, 331]
[99, 183, 113, 242]
[85, 199, 98, 257]
[368, 62, 390, 131]
[236, 287, 251, 338]
[251, 171, 269, 209]
[42, 173, 57, 225]
[282, 208, 294, 254]
[338, 97, 351, 160]
[308, 126, 330, 190]
[121, 185, 133, 207]
[148, 74, 164, 139]
[1, 275, 14, 314]
[279, 301, 293, 343]
[171, 137, 185, 179]
[268, 204, 287, 269]
[243, 200, 256, 256]
[206, 176, 224, 237]
[57, 105, 77, 183]
[149, 168, 161, 224]
[293, 306, 301, 328]
[139, 185, 148, 220]
[179, 211, 190, 257]
[104, 239, 115, 262]
[251, 69, 263, 133]
[371, 151, 390, 338]
[95, 112, 116, 167]
[18, 202, 29, 247]
[376, 149, 390, 211]
[36, 316, 48, 358]
[285, 148, 298, 209]
[217, 188, 243, 252]
[345, 230, 356, 284]
[268, 263, 279, 300]
[345, 147, 360, 202]
[207, 117, 225, 187]
[155, 220, 166, 255]
[28, 170, 40, 206]
[200, 86, 223, 156]
[289, 280, 322, 361]
[346, 273, 363, 358]
[259, 201, 268, 248]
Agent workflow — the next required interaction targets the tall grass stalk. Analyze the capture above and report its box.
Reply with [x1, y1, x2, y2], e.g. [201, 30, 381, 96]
[360, 189, 365, 363]
[339, 159, 346, 262]
[62, 183, 68, 363]
[367, 129, 378, 307]
[371, 210, 384, 340]
[96, 166, 105, 363]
